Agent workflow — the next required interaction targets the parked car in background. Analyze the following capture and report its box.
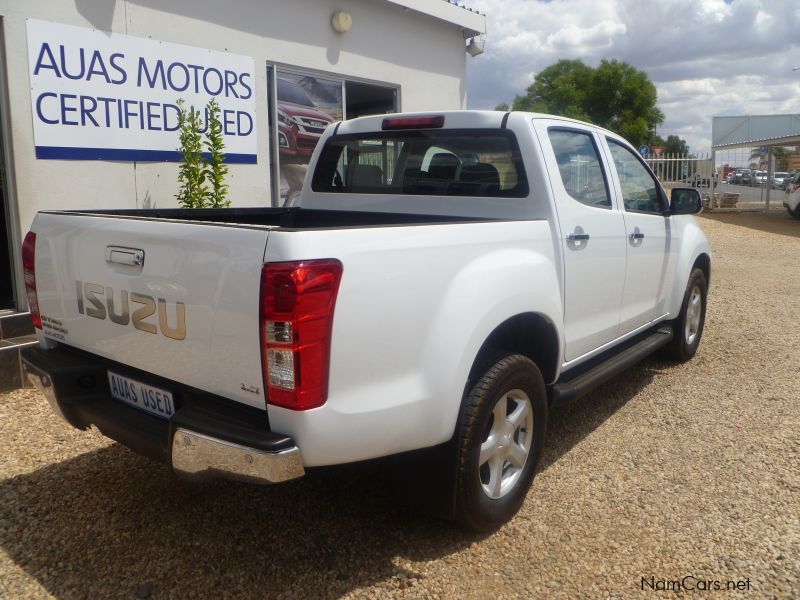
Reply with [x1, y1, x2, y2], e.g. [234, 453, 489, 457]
[276, 78, 334, 162]
[686, 173, 716, 188]
[731, 169, 750, 185]
[753, 171, 768, 186]
[772, 172, 790, 189]
[739, 169, 753, 185]
[785, 172, 800, 219]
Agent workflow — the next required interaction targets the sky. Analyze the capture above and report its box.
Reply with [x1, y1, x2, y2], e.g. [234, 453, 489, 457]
[464, 0, 800, 154]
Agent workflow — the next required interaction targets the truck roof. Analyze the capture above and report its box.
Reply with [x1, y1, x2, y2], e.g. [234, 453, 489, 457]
[335, 110, 619, 138]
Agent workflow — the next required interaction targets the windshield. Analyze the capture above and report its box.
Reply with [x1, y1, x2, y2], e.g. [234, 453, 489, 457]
[311, 129, 528, 198]
[277, 78, 314, 107]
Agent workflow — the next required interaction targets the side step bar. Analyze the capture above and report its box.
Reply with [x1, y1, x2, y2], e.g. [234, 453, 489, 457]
[550, 326, 674, 406]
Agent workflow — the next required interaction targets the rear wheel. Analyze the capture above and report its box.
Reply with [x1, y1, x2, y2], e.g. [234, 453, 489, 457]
[454, 354, 548, 531]
[662, 267, 707, 362]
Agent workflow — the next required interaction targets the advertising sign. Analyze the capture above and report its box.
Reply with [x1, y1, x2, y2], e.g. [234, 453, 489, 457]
[26, 19, 257, 162]
[275, 71, 342, 204]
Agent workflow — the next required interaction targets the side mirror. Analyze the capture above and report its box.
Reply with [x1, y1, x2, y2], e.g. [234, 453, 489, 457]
[670, 187, 703, 215]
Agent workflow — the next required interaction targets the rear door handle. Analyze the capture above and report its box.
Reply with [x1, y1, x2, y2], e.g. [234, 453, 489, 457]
[567, 233, 590, 241]
[629, 232, 645, 240]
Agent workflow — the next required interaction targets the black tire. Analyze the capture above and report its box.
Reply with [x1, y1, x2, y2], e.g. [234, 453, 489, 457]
[790, 205, 800, 220]
[661, 267, 708, 362]
[454, 354, 548, 531]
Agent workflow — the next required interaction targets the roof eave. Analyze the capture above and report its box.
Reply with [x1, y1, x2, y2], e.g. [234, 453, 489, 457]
[383, 0, 486, 37]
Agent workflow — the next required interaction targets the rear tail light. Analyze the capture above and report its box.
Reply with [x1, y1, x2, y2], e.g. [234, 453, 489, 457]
[260, 259, 343, 410]
[21, 231, 41, 329]
[382, 114, 444, 130]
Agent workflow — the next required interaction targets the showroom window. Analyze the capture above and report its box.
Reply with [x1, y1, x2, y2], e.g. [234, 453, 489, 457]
[267, 65, 398, 206]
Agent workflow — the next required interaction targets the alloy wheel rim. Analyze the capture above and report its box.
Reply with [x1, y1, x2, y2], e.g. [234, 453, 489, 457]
[685, 285, 702, 345]
[479, 389, 534, 500]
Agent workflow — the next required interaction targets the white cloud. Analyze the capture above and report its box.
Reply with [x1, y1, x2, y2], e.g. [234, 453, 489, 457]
[465, 0, 800, 152]
[542, 20, 627, 53]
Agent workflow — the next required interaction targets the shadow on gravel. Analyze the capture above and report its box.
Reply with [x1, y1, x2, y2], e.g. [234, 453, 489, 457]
[698, 211, 800, 239]
[0, 442, 476, 598]
[540, 357, 660, 472]
[0, 359, 661, 598]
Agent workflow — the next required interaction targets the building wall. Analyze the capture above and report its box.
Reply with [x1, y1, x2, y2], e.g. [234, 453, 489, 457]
[0, 0, 467, 238]
[783, 148, 800, 172]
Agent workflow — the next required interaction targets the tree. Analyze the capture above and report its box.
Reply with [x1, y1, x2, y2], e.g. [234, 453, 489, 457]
[664, 135, 689, 155]
[749, 146, 788, 171]
[499, 58, 664, 147]
[586, 59, 663, 145]
[505, 59, 592, 122]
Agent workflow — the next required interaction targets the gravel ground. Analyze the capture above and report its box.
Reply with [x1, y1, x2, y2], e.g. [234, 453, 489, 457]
[1, 211, 798, 599]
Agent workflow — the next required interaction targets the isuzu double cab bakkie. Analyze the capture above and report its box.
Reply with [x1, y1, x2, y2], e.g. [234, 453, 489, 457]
[22, 111, 710, 531]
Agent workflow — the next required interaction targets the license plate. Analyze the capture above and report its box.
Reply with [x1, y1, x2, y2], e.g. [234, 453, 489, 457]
[107, 371, 175, 419]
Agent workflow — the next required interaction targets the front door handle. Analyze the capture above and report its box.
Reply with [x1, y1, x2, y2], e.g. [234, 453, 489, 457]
[629, 232, 645, 240]
[567, 232, 590, 241]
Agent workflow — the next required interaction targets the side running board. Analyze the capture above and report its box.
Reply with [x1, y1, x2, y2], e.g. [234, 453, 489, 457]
[550, 327, 674, 406]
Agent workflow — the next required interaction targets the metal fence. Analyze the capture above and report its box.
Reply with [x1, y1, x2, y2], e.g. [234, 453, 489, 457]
[645, 149, 793, 209]
[645, 153, 714, 186]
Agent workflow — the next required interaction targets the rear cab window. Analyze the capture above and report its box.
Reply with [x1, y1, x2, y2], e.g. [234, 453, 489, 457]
[311, 129, 528, 198]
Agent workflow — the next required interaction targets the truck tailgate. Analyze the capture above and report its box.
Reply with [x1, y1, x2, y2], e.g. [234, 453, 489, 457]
[32, 212, 270, 409]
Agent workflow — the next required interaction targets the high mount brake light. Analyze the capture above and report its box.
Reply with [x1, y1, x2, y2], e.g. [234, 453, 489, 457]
[21, 231, 41, 329]
[259, 259, 343, 411]
[382, 115, 445, 130]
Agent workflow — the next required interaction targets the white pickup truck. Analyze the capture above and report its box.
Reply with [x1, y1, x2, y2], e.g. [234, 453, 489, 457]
[22, 111, 710, 530]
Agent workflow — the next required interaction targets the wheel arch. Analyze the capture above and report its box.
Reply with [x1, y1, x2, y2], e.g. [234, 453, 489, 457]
[693, 252, 711, 288]
[665, 220, 712, 317]
[466, 312, 561, 391]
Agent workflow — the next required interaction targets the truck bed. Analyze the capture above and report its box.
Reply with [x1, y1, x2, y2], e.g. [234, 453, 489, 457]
[41, 206, 495, 230]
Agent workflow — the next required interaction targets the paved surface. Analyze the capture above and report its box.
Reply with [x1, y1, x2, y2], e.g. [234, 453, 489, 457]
[1, 212, 798, 598]
[709, 182, 788, 206]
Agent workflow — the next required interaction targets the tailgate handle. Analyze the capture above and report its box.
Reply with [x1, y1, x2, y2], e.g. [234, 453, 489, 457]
[106, 246, 145, 267]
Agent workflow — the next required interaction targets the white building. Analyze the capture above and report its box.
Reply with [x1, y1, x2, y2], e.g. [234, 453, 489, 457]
[0, 0, 485, 312]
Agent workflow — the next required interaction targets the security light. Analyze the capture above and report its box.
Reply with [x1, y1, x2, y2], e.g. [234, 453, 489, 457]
[466, 37, 485, 57]
[331, 10, 352, 34]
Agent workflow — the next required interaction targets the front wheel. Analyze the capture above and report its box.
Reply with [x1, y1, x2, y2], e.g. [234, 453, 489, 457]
[454, 354, 548, 531]
[661, 267, 708, 362]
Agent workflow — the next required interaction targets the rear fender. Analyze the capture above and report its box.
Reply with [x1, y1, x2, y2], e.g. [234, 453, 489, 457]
[421, 247, 562, 442]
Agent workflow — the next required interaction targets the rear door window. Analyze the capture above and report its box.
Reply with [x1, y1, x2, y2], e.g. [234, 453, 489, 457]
[547, 129, 611, 209]
[312, 129, 528, 197]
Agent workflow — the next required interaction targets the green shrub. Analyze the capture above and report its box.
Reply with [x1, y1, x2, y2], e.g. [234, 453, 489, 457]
[175, 98, 230, 208]
[203, 98, 230, 208]
[176, 99, 208, 208]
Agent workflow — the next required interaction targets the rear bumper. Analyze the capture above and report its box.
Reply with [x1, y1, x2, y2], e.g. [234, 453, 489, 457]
[21, 344, 304, 484]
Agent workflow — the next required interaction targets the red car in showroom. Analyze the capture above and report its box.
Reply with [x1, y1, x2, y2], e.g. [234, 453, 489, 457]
[277, 78, 334, 161]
